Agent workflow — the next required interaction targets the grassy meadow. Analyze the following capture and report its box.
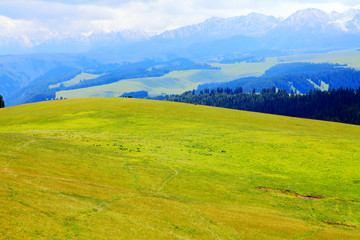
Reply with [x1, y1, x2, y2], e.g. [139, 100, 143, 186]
[49, 73, 103, 89]
[55, 48, 360, 100]
[0, 98, 360, 239]
[55, 69, 236, 99]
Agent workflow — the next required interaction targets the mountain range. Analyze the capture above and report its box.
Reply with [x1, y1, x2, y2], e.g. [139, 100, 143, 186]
[0, 8, 359, 55]
[1, 8, 360, 106]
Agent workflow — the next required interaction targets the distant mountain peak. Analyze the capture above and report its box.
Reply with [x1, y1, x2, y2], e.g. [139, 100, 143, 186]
[328, 8, 360, 32]
[283, 8, 332, 27]
[346, 12, 360, 32]
[158, 12, 280, 42]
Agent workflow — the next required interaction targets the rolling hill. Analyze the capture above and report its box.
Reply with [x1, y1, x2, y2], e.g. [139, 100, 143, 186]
[0, 98, 360, 239]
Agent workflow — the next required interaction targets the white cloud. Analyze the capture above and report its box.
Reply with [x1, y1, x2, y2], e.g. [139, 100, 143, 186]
[0, 0, 358, 36]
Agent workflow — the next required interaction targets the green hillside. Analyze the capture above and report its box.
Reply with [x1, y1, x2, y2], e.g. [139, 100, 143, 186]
[0, 98, 360, 239]
[49, 73, 103, 89]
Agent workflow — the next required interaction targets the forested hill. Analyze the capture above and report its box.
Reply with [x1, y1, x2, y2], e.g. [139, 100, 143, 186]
[7, 58, 217, 106]
[198, 63, 360, 94]
[167, 87, 360, 125]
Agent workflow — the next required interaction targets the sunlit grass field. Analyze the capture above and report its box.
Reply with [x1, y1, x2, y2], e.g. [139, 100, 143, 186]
[0, 98, 360, 239]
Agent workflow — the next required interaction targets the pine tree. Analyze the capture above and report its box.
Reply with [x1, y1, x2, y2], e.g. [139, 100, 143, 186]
[0, 95, 4, 108]
[235, 87, 243, 94]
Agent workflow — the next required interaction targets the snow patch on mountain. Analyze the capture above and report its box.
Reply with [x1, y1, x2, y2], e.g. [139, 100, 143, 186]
[330, 9, 360, 32]
[280, 8, 334, 32]
[159, 13, 280, 41]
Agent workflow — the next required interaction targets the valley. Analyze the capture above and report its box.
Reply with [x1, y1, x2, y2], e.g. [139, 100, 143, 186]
[54, 48, 360, 100]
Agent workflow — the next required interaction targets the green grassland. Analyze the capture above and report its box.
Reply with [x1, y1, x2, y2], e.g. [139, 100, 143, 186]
[213, 48, 360, 78]
[55, 48, 360, 100]
[277, 48, 360, 69]
[0, 98, 360, 239]
[49, 73, 103, 89]
[56, 69, 235, 99]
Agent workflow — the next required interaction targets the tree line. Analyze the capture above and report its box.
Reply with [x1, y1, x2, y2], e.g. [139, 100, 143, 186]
[198, 63, 360, 94]
[167, 87, 360, 125]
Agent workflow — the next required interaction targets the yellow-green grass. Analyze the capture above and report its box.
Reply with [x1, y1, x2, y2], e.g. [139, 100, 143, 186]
[1, 98, 360, 239]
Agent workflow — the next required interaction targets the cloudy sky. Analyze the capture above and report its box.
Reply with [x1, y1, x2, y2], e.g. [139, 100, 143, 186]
[0, 0, 359, 35]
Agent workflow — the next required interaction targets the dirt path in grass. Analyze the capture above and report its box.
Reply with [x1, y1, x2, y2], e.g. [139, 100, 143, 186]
[256, 186, 358, 229]
[18, 139, 36, 150]
[1, 169, 127, 192]
[4, 138, 36, 155]
[158, 162, 178, 193]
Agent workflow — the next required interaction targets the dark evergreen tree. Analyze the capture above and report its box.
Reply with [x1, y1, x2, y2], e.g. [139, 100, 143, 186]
[235, 87, 243, 94]
[0, 95, 4, 108]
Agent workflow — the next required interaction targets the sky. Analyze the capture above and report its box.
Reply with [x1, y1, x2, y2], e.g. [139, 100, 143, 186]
[0, 0, 359, 36]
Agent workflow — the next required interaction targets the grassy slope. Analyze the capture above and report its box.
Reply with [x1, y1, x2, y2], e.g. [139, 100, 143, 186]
[56, 70, 235, 99]
[280, 48, 360, 70]
[49, 73, 103, 89]
[0, 98, 360, 239]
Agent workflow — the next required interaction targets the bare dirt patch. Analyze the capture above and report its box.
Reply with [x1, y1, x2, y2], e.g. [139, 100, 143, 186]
[325, 222, 357, 228]
[256, 187, 323, 200]
[296, 194, 323, 200]
[256, 186, 360, 204]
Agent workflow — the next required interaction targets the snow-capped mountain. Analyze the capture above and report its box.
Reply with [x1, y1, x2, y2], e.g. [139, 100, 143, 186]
[0, 8, 359, 55]
[154, 8, 360, 52]
[159, 13, 280, 41]
[279, 8, 334, 32]
[0, 15, 152, 54]
[346, 11, 360, 33]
